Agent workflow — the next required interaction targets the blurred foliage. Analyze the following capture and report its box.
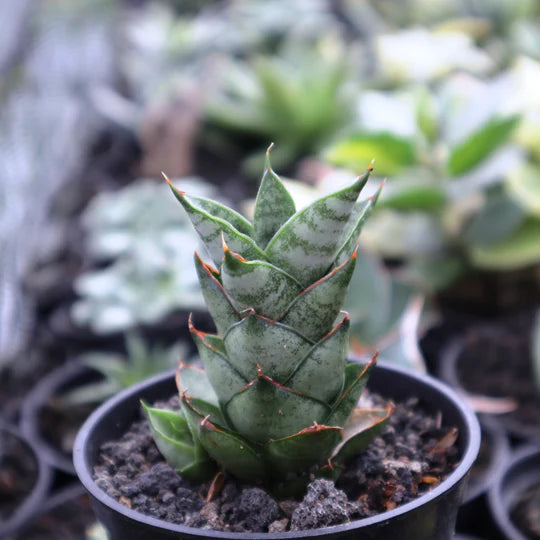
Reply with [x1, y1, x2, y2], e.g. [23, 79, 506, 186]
[204, 37, 358, 172]
[71, 178, 219, 334]
[61, 334, 186, 406]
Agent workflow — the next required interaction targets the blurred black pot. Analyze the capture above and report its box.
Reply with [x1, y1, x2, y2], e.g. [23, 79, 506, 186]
[0, 422, 52, 539]
[455, 416, 511, 538]
[489, 446, 540, 540]
[20, 362, 103, 475]
[439, 324, 540, 442]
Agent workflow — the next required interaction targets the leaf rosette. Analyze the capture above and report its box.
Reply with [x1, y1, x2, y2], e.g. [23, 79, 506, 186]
[145, 147, 392, 491]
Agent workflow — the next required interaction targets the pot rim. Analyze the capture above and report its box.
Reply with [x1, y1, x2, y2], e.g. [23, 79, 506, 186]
[488, 445, 540, 540]
[74, 360, 480, 539]
[0, 421, 53, 536]
[20, 360, 100, 474]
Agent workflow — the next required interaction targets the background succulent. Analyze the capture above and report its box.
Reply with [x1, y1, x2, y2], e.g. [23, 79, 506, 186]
[324, 71, 540, 291]
[144, 150, 392, 492]
[61, 334, 186, 406]
[71, 178, 218, 334]
[203, 36, 358, 173]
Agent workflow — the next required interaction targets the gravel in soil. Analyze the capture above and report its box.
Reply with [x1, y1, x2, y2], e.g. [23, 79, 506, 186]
[93, 393, 459, 532]
[510, 482, 540, 539]
[0, 429, 38, 521]
[455, 312, 540, 432]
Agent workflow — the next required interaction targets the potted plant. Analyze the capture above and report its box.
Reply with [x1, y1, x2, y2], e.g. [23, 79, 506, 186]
[74, 150, 480, 538]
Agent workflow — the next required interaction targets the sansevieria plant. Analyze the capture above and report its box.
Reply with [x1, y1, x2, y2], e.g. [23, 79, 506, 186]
[143, 146, 393, 493]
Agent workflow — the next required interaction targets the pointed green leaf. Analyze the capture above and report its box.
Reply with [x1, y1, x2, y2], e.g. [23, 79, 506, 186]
[280, 252, 357, 341]
[264, 424, 342, 474]
[325, 133, 415, 177]
[447, 115, 520, 176]
[221, 243, 302, 319]
[176, 363, 225, 425]
[194, 253, 240, 335]
[166, 177, 265, 266]
[225, 370, 330, 443]
[331, 406, 393, 464]
[325, 356, 377, 427]
[223, 311, 313, 382]
[142, 403, 215, 481]
[176, 363, 219, 406]
[179, 395, 219, 474]
[285, 317, 349, 403]
[334, 184, 382, 266]
[198, 418, 267, 482]
[191, 197, 254, 237]
[253, 147, 296, 249]
[189, 321, 247, 404]
[265, 167, 371, 286]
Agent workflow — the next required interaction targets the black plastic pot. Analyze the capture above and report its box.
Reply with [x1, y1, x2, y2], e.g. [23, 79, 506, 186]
[21, 361, 103, 475]
[455, 416, 510, 538]
[74, 362, 480, 540]
[0, 422, 52, 539]
[488, 446, 540, 540]
[439, 327, 540, 441]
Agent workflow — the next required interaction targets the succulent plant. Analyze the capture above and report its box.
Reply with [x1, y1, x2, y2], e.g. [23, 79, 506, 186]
[71, 178, 217, 334]
[324, 74, 540, 290]
[204, 37, 356, 172]
[144, 148, 392, 492]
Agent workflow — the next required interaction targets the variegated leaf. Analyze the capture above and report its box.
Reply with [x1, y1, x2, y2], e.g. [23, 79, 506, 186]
[221, 241, 302, 319]
[225, 368, 330, 443]
[197, 417, 267, 482]
[142, 403, 216, 481]
[265, 166, 371, 285]
[176, 363, 225, 425]
[280, 251, 357, 341]
[194, 253, 240, 335]
[334, 183, 383, 266]
[325, 355, 377, 427]
[264, 423, 342, 474]
[284, 316, 349, 403]
[165, 175, 265, 265]
[189, 319, 247, 404]
[253, 146, 296, 249]
[331, 406, 394, 464]
[223, 310, 313, 382]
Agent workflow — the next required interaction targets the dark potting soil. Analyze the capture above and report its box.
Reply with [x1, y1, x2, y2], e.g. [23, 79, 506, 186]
[455, 313, 540, 432]
[0, 429, 38, 521]
[510, 482, 540, 539]
[93, 393, 459, 533]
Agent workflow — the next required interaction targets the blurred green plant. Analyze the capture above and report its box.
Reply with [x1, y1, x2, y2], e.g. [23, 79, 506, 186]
[204, 37, 358, 172]
[71, 178, 218, 334]
[61, 334, 185, 406]
[325, 70, 540, 290]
